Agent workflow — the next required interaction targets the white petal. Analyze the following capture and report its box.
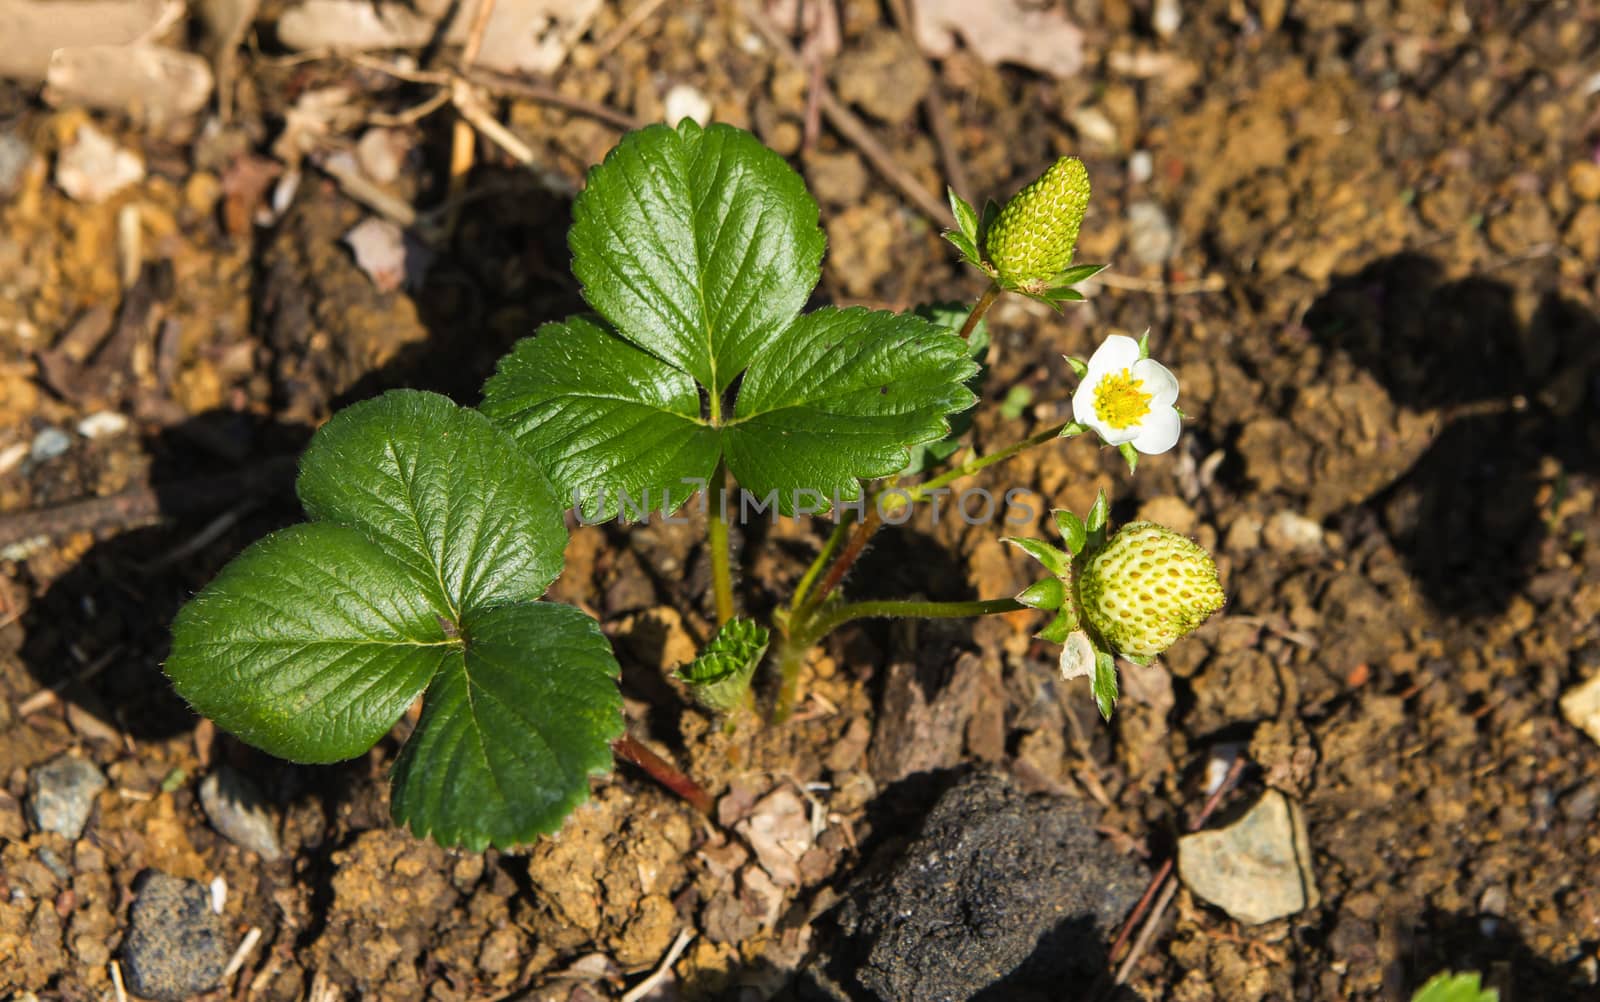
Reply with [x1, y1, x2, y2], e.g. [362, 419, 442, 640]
[1060, 631, 1096, 681]
[1131, 406, 1182, 455]
[1085, 334, 1141, 376]
[1132, 357, 1179, 407]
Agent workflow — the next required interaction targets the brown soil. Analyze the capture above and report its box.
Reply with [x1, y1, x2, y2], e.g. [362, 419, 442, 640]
[2, 1, 1599, 999]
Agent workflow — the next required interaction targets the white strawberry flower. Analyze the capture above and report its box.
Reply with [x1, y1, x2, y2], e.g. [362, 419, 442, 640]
[1070, 334, 1181, 455]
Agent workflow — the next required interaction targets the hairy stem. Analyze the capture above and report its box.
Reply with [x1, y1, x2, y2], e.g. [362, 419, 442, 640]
[708, 460, 735, 625]
[959, 281, 1001, 340]
[792, 516, 853, 610]
[904, 419, 1073, 506]
[801, 505, 881, 611]
[612, 735, 714, 816]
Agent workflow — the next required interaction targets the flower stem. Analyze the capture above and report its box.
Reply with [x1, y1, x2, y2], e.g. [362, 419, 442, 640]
[708, 459, 735, 625]
[904, 419, 1073, 506]
[612, 734, 713, 815]
[792, 516, 852, 610]
[959, 281, 1001, 340]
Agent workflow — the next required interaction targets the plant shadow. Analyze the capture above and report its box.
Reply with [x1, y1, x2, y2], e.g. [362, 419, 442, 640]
[1303, 252, 1600, 617]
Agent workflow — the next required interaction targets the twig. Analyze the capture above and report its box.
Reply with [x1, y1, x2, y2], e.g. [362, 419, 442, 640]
[18, 646, 122, 717]
[0, 455, 297, 550]
[445, 0, 500, 230]
[743, 0, 954, 229]
[1105, 756, 1248, 986]
[620, 928, 694, 1002]
[594, 0, 671, 58]
[367, 88, 451, 127]
[612, 735, 714, 815]
[314, 154, 418, 228]
[451, 79, 537, 165]
[135, 505, 252, 574]
[883, 0, 970, 202]
[110, 959, 129, 1002]
[1094, 272, 1226, 295]
[222, 926, 263, 980]
[462, 69, 643, 131]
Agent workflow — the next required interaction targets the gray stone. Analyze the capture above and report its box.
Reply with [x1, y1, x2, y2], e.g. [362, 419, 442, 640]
[27, 754, 107, 839]
[121, 872, 229, 1001]
[29, 427, 72, 463]
[0, 130, 32, 199]
[199, 767, 283, 861]
[1126, 200, 1177, 265]
[810, 770, 1145, 1001]
[1177, 789, 1319, 925]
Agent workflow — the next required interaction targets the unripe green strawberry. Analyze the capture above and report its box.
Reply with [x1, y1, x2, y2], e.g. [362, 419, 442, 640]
[1077, 522, 1223, 661]
[984, 156, 1091, 289]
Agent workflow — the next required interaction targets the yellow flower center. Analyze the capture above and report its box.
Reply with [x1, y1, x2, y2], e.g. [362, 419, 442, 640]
[1093, 369, 1152, 429]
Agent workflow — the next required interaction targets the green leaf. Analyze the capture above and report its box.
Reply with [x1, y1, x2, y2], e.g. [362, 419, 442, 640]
[1410, 972, 1498, 1002]
[167, 523, 458, 763]
[298, 390, 567, 614]
[167, 390, 621, 850]
[1006, 537, 1072, 578]
[391, 602, 622, 851]
[900, 302, 990, 476]
[1092, 649, 1118, 720]
[1050, 263, 1107, 286]
[1016, 577, 1064, 611]
[948, 186, 979, 242]
[1054, 509, 1087, 554]
[942, 229, 983, 268]
[725, 307, 977, 514]
[481, 316, 720, 522]
[568, 121, 824, 394]
[673, 617, 770, 713]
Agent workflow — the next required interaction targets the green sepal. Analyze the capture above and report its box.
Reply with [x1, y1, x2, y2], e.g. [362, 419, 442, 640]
[1138, 329, 1151, 359]
[1042, 287, 1086, 303]
[1065, 356, 1088, 378]
[1036, 608, 1078, 644]
[943, 230, 983, 268]
[1006, 537, 1072, 578]
[1058, 421, 1088, 438]
[673, 617, 770, 714]
[1054, 508, 1087, 554]
[1050, 263, 1108, 286]
[1085, 490, 1109, 533]
[1015, 577, 1065, 611]
[1092, 649, 1118, 721]
[1119, 441, 1139, 474]
[979, 198, 1000, 244]
[948, 187, 980, 243]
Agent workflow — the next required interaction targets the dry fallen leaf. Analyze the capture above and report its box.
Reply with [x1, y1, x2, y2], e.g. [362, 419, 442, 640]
[910, 0, 1083, 78]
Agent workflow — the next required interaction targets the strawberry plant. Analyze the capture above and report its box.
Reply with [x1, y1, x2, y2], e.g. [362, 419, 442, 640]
[166, 120, 1225, 850]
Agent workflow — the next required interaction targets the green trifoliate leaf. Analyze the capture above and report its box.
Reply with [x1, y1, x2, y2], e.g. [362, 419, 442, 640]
[568, 120, 823, 395]
[900, 302, 990, 476]
[1077, 521, 1225, 661]
[1410, 972, 1498, 1002]
[1054, 508, 1087, 554]
[167, 390, 623, 850]
[984, 156, 1091, 291]
[1092, 649, 1118, 721]
[390, 602, 622, 851]
[673, 617, 770, 713]
[1006, 537, 1072, 578]
[1016, 577, 1065, 611]
[948, 186, 980, 243]
[724, 307, 976, 514]
[297, 391, 566, 613]
[481, 316, 720, 522]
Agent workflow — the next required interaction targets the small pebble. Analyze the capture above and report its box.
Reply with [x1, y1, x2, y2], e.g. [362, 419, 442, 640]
[121, 872, 229, 1002]
[1127, 200, 1177, 265]
[55, 123, 144, 204]
[0, 129, 33, 199]
[1177, 789, 1319, 924]
[76, 410, 129, 439]
[663, 83, 713, 127]
[27, 754, 107, 839]
[0, 441, 28, 475]
[29, 427, 72, 462]
[199, 767, 283, 862]
[1128, 150, 1153, 185]
[1263, 510, 1324, 552]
